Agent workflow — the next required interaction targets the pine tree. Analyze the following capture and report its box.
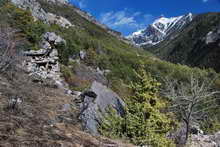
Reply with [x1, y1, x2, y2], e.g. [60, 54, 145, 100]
[100, 68, 174, 146]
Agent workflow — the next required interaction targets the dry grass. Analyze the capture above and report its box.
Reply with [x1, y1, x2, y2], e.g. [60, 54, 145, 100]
[0, 68, 134, 147]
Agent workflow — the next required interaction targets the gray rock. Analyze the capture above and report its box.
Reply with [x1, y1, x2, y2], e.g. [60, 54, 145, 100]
[191, 125, 204, 135]
[46, 0, 68, 4]
[11, 0, 72, 28]
[23, 49, 48, 56]
[189, 134, 217, 147]
[62, 104, 71, 111]
[11, 0, 48, 22]
[49, 49, 59, 58]
[46, 13, 72, 28]
[44, 32, 66, 45]
[23, 33, 66, 90]
[40, 40, 51, 50]
[217, 26, 220, 34]
[206, 30, 220, 44]
[79, 50, 86, 60]
[212, 131, 220, 147]
[72, 91, 82, 97]
[65, 89, 73, 95]
[96, 67, 104, 75]
[79, 81, 125, 135]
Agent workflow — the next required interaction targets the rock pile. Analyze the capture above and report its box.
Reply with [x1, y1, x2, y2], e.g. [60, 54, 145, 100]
[23, 32, 66, 88]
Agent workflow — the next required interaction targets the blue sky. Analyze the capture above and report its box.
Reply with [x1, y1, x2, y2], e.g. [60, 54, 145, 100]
[70, 0, 220, 35]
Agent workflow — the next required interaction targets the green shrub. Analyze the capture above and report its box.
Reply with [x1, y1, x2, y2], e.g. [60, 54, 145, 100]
[56, 42, 69, 65]
[100, 68, 175, 146]
[0, 3, 48, 48]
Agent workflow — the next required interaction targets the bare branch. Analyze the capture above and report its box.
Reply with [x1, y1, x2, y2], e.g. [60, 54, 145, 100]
[162, 74, 220, 144]
[0, 26, 22, 72]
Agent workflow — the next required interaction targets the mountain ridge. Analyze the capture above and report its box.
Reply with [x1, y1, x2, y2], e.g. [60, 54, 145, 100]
[127, 13, 193, 46]
[0, 0, 220, 146]
[144, 12, 220, 72]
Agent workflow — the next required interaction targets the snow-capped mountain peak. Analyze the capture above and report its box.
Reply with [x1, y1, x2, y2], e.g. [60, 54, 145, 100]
[127, 13, 193, 46]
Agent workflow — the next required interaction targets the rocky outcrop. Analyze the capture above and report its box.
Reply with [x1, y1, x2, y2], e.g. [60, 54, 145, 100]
[23, 32, 66, 88]
[11, 0, 48, 22]
[189, 131, 220, 147]
[46, 13, 72, 28]
[11, 0, 73, 28]
[206, 26, 220, 44]
[46, 0, 68, 4]
[169, 123, 220, 147]
[43, 32, 66, 46]
[76, 81, 125, 135]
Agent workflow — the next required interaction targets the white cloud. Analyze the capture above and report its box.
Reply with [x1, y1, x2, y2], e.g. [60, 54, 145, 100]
[99, 9, 154, 33]
[70, 0, 87, 8]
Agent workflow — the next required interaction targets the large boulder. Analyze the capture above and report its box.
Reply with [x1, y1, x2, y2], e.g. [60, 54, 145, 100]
[78, 81, 125, 135]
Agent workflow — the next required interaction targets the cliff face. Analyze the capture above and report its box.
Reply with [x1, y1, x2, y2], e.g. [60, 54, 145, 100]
[11, 0, 73, 28]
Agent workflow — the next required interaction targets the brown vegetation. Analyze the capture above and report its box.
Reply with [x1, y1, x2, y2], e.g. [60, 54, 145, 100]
[162, 75, 220, 144]
[0, 26, 22, 73]
[0, 64, 133, 147]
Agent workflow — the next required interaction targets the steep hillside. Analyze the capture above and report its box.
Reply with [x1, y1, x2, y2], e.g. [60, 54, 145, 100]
[0, 0, 220, 146]
[145, 12, 220, 72]
[0, 68, 134, 147]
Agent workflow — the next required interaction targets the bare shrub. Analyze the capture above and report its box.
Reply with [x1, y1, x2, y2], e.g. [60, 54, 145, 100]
[0, 26, 22, 73]
[162, 75, 220, 144]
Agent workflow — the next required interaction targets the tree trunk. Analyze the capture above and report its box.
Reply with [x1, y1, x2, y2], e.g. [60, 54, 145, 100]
[185, 122, 189, 144]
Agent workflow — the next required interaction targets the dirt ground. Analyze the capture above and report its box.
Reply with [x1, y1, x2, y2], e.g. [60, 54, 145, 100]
[0, 68, 133, 147]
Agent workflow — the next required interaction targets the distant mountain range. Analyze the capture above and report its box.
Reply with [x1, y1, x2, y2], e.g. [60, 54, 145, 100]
[127, 13, 193, 46]
[143, 12, 220, 72]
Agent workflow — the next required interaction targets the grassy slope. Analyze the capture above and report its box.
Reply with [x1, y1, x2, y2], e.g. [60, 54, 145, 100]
[35, 2, 220, 133]
[1, 1, 219, 95]
[0, 0, 219, 142]
[37, 1, 220, 85]
[145, 13, 220, 72]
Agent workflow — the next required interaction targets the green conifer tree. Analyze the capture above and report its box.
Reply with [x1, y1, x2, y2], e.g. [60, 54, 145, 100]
[100, 68, 174, 146]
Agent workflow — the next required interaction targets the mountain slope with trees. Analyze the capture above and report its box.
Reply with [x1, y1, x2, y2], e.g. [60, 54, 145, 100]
[0, 0, 219, 146]
[144, 12, 220, 72]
